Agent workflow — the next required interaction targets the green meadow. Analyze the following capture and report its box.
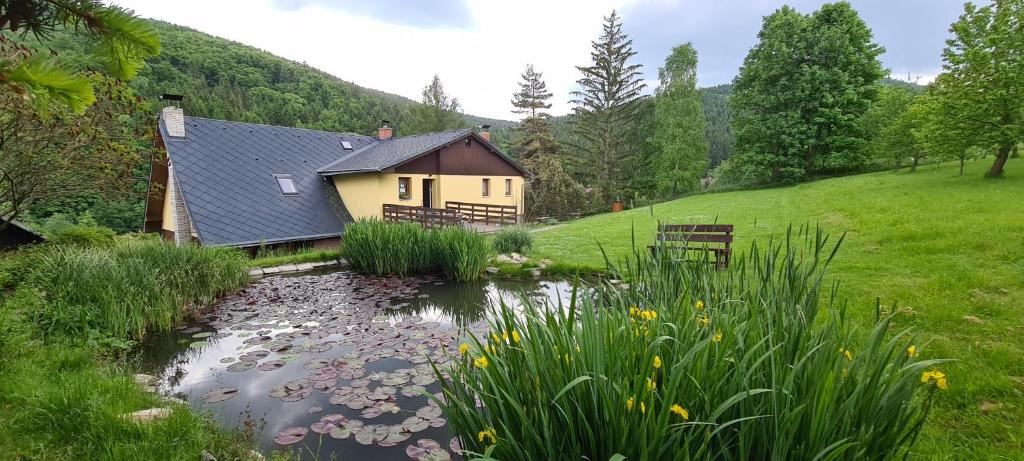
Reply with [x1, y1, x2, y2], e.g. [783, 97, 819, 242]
[531, 158, 1024, 459]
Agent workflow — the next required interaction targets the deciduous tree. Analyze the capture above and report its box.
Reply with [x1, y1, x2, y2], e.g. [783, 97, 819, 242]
[0, 74, 146, 226]
[652, 43, 708, 197]
[930, 0, 1023, 177]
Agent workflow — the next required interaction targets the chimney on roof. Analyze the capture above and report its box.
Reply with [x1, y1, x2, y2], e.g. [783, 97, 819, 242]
[378, 120, 393, 140]
[159, 94, 186, 138]
[479, 124, 491, 142]
[162, 106, 186, 138]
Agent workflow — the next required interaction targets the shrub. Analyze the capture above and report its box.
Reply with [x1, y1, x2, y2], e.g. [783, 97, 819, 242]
[433, 226, 491, 282]
[48, 223, 117, 248]
[27, 240, 249, 340]
[491, 227, 533, 254]
[438, 228, 945, 460]
[340, 219, 489, 281]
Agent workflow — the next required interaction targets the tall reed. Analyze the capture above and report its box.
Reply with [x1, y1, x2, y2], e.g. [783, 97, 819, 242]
[437, 226, 947, 460]
[340, 219, 489, 281]
[28, 240, 249, 340]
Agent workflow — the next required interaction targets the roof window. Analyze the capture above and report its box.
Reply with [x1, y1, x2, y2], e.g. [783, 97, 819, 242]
[341, 140, 353, 150]
[275, 175, 298, 195]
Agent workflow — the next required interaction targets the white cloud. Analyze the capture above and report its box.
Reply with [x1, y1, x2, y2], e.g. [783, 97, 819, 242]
[116, 0, 639, 120]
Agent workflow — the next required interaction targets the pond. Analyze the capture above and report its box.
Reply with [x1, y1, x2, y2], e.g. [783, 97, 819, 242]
[141, 269, 577, 460]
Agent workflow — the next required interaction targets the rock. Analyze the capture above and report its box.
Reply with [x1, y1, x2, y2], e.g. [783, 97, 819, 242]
[124, 407, 173, 423]
[201, 450, 217, 461]
[485, 267, 500, 274]
[963, 315, 984, 324]
[248, 450, 266, 461]
[609, 279, 621, 286]
[162, 395, 187, 405]
[538, 259, 554, 269]
[296, 262, 315, 271]
[134, 374, 158, 392]
[620, 283, 630, 290]
[529, 268, 542, 278]
[979, 401, 1002, 413]
[247, 268, 264, 277]
[279, 263, 299, 273]
[494, 254, 514, 263]
[263, 266, 281, 274]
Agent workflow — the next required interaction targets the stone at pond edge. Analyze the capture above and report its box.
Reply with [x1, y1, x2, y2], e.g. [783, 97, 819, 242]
[485, 267, 500, 274]
[123, 407, 173, 424]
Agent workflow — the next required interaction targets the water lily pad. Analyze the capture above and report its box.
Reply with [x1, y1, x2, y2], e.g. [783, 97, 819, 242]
[219, 357, 236, 363]
[307, 406, 323, 414]
[192, 332, 213, 339]
[257, 360, 286, 371]
[226, 360, 257, 372]
[273, 427, 308, 445]
[199, 386, 238, 403]
[402, 416, 429, 433]
[303, 358, 331, 370]
[406, 439, 450, 461]
[416, 405, 442, 419]
[329, 425, 351, 439]
[189, 341, 209, 349]
[411, 374, 436, 385]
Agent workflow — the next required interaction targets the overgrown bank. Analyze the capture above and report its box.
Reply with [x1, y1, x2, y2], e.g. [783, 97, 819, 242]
[0, 238, 261, 460]
[440, 229, 947, 459]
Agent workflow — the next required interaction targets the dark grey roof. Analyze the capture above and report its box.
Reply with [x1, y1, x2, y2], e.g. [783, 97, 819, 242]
[158, 116, 376, 247]
[317, 129, 473, 175]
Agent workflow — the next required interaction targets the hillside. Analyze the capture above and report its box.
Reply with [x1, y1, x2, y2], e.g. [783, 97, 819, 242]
[530, 158, 1023, 458]
[19, 20, 514, 139]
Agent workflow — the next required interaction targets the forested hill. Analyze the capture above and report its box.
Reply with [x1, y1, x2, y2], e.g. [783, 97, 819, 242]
[26, 20, 514, 138]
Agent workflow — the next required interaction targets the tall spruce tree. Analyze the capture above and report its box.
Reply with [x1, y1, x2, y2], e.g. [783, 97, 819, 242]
[569, 10, 646, 200]
[407, 75, 466, 134]
[731, 2, 883, 182]
[652, 43, 708, 197]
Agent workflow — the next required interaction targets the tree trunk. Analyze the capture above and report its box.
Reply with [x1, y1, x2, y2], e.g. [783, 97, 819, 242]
[1012, 144, 1019, 159]
[986, 143, 1012, 178]
[911, 156, 918, 172]
[960, 158, 965, 176]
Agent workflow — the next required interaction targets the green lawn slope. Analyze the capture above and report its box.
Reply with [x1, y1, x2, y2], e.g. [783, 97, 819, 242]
[532, 158, 1023, 459]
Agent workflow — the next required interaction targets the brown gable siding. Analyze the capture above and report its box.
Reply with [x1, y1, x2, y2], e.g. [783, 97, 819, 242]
[394, 136, 523, 176]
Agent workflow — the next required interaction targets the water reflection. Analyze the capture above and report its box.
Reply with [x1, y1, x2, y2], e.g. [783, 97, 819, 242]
[139, 269, 575, 461]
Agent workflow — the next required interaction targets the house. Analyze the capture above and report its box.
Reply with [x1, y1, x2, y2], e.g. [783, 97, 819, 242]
[0, 218, 45, 251]
[144, 106, 528, 248]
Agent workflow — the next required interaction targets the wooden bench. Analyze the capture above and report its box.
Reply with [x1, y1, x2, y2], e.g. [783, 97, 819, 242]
[649, 224, 734, 269]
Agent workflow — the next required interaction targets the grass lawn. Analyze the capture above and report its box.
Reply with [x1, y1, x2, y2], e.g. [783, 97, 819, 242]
[531, 158, 1024, 459]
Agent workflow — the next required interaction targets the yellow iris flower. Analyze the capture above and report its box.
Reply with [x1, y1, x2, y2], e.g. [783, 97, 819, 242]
[906, 345, 917, 358]
[653, 355, 662, 369]
[478, 427, 497, 444]
[921, 370, 948, 390]
[713, 330, 722, 343]
[695, 299, 705, 310]
[474, 355, 489, 368]
[459, 343, 470, 355]
[670, 404, 689, 420]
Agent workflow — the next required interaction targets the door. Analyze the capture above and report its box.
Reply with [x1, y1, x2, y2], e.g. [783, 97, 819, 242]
[422, 179, 434, 208]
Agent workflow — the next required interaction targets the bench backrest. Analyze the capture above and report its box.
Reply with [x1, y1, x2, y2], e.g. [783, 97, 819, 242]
[656, 224, 734, 246]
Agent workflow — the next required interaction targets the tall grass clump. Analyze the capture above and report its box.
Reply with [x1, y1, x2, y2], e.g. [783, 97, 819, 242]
[491, 227, 533, 254]
[438, 226, 947, 460]
[340, 219, 489, 281]
[28, 240, 249, 340]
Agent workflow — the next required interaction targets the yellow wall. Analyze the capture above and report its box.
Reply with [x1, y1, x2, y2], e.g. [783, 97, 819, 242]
[332, 173, 383, 220]
[332, 173, 525, 220]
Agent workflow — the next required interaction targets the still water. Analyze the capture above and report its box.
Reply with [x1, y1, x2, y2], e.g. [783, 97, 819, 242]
[140, 269, 576, 460]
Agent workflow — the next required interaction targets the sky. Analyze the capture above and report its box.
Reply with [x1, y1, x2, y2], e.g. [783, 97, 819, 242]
[116, 0, 967, 120]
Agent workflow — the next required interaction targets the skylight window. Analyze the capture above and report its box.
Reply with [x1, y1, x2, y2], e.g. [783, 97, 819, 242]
[275, 175, 298, 195]
[341, 140, 353, 150]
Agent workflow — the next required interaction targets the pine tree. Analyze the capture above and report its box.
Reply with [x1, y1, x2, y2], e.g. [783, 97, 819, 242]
[652, 43, 708, 197]
[569, 10, 646, 200]
[407, 75, 466, 134]
[511, 65, 553, 119]
[510, 65, 557, 160]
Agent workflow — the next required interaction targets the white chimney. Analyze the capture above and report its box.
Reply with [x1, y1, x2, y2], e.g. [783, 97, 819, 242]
[162, 106, 186, 138]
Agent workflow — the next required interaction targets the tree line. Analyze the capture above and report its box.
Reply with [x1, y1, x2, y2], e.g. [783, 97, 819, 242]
[3, 1, 1021, 229]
